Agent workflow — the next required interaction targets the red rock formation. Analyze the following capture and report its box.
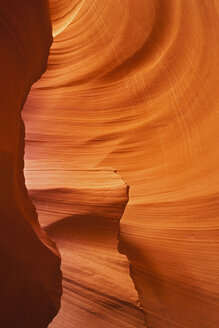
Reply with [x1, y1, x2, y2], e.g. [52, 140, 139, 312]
[0, 1, 62, 327]
[25, 164, 145, 327]
[21, 0, 219, 327]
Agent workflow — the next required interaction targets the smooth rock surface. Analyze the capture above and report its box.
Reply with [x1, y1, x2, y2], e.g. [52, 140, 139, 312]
[0, 1, 62, 327]
[22, 1, 219, 327]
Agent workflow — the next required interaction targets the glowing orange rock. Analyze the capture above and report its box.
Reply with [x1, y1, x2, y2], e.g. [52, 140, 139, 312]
[25, 164, 146, 327]
[22, 0, 219, 327]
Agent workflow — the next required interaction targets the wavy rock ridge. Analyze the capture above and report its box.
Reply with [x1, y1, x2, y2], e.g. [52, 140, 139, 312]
[9, 0, 219, 327]
[25, 164, 145, 327]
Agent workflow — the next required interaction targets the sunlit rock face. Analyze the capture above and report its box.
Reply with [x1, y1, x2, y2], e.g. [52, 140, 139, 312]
[0, 1, 62, 327]
[25, 164, 145, 327]
[22, 0, 219, 328]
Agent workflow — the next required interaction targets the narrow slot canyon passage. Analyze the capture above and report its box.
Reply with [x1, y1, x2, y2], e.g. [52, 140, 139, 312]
[0, 0, 218, 327]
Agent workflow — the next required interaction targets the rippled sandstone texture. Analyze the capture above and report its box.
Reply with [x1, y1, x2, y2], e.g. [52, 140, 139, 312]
[21, 0, 219, 327]
[25, 164, 145, 327]
[0, 1, 62, 327]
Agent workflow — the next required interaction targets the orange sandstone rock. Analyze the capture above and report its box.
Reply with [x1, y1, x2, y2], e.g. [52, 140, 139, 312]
[25, 164, 145, 327]
[0, 1, 62, 327]
[22, 0, 219, 327]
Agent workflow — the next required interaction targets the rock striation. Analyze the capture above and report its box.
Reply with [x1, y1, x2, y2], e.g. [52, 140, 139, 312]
[25, 163, 146, 327]
[20, 0, 219, 327]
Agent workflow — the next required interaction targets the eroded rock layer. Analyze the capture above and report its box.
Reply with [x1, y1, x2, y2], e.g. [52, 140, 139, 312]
[25, 163, 145, 327]
[0, 1, 62, 327]
[22, 1, 219, 327]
